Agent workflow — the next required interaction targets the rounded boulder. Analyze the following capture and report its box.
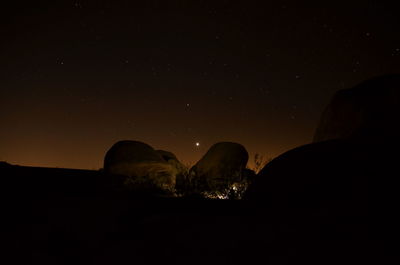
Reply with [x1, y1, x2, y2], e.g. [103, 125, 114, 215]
[313, 74, 400, 143]
[190, 142, 249, 193]
[104, 141, 177, 193]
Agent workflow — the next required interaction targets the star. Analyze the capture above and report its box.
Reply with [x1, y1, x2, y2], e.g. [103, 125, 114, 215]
[195, 142, 200, 147]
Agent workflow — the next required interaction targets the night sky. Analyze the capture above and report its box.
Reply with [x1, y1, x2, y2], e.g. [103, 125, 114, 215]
[1, 1, 399, 169]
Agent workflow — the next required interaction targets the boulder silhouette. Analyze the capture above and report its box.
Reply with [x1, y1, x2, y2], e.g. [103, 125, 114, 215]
[244, 139, 370, 212]
[244, 75, 400, 260]
[313, 74, 400, 143]
[247, 75, 400, 210]
[244, 137, 400, 262]
[156, 149, 186, 174]
[0, 161, 11, 168]
[189, 142, 249, 193]
[104, 141, 177, 193]
[156, 150, 178, 161]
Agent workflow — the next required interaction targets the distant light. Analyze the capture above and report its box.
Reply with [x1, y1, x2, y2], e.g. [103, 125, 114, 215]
[196, 142, 200, 147]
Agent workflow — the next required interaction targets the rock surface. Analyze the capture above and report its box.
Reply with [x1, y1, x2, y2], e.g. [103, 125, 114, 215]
[156, 149, 187, 175]
[104, 141, 178, 193]
[313, 74, 400, 143]
[245, 139, 369, 211]
[246, 74, 400, 216]
[0, 161, 11, 168]
[244, 136, 400, 263]
[189, 142, 249, 193]
[156, 150, 178, 162]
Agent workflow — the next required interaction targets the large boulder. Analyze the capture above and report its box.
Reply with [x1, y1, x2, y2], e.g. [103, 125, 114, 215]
[244, 138, 400, 263]
[313, 74, 400, 143]
[0, 161, 12, 168]
[244, 139, 371, 212]
[104, 141, 178, 193]
[189, 142, 249, 195]
[244, 75, 400, 261]
[244, 135, 400, 259]
[156, 149, 187, 174]
[156, 150, 178, 161]
[247, 75, 400, 209]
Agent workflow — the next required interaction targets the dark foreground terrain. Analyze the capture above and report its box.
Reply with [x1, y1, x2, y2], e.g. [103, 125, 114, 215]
[2, 161, 399, 265]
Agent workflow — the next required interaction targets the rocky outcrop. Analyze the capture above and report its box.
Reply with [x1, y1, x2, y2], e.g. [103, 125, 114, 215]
[0, 161, 11, 168]
[189, 142, 249, 194]
[246, 75, 400, 215]
[156, 149, 187, 175]
[313, 74, 400, 143]
[104, 141, 179, 193]
[244, 140, 369, 211]
[156, 150, 178, 162]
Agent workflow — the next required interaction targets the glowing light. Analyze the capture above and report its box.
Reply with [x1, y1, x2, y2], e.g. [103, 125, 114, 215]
[195, 142, 200, 147]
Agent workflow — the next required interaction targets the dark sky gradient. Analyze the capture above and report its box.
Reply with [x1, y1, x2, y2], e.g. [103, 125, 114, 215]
[1, 1, 399, 169]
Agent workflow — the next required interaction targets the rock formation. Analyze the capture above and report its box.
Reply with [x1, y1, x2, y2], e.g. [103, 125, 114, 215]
[313, 74, 400, 143]
[246, 75, 400, 216]
[244, 139, 369, 212]
[104, 141, 180, 193]
[156, 149, 187, 175]
[0, 161, 11, 168]
[189, 142, 249, 194]
[156, 150, 178, 162]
